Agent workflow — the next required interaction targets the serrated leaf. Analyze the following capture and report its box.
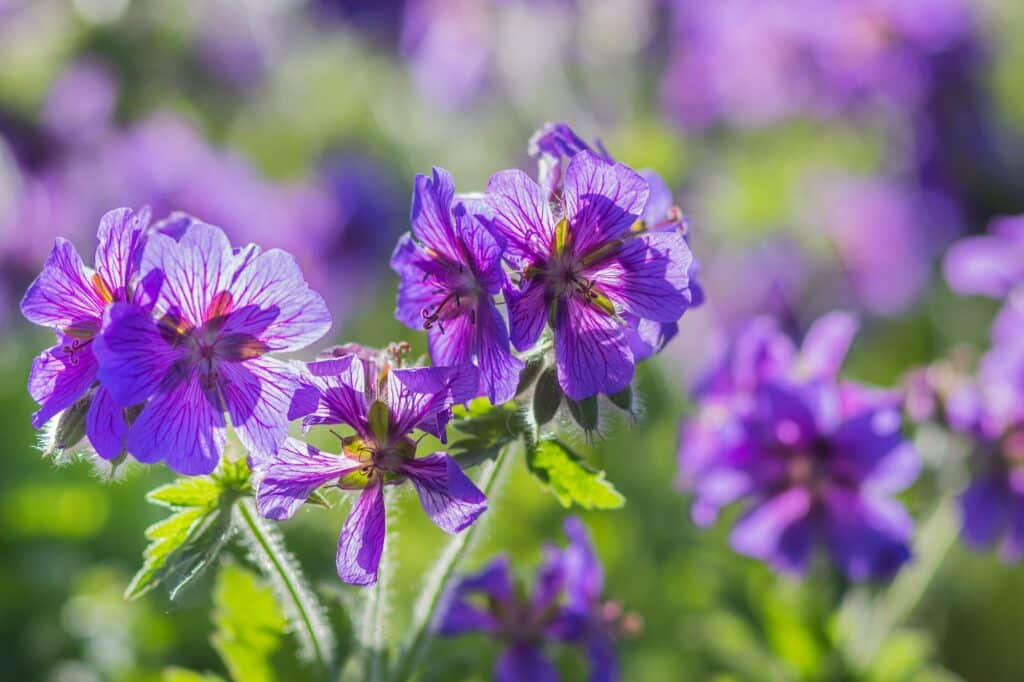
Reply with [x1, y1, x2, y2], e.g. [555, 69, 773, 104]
[533, 368, 562, 426]
[525, 438, 625, 509]
[567, 395, 599, 432]
[450, 399, 524, 469]
[211, 562, 288, 682]
[148, 477, 222, 509]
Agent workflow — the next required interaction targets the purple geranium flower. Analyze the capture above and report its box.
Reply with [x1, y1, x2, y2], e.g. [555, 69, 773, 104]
[20, 207, 151, 459]
[679, 313, 920, 580]
[486, 150, 694, 399]
[254, 353, 486, 585]
[946, 339, 1024, 560]
[391, 167, 523, 404]
[93, 220, 331, 475]
[438, 516, 627, 682]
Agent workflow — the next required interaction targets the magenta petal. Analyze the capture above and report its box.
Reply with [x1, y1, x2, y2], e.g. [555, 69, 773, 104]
[85, 386, 128, 460]
[94, 303, 182, 408]
[219, 357, 298, 458]
[93, 206, 149, 300]
[944, 233, 1024, 298]
[387, 365, 480, 442]
[730, 488, 815, 575]
[28, 337, 99, 428]
[427, 314, 475, 368]
[797, 311, 859, 380]
[485, 168, 556, 263]
[299, 355, 371, 432]
[402, 453, 487, 533]
[460, 213, 506, 294]
[506, 278, 548, 353]
[337, 483, 387, 586]
[254, 438, 360, 520]
[140, 222, 236, 327]
[21, 238, 105, 331]
[590, 232, 692, 323]
[474, 299, 524, 405]
[554, 297, 633, 400]
[391, 233, 441, 329]
[127, 374, 226, 475]
[223, 248, 331, 353]
[563, 151, 648, 255]
[410, 167, 461, 262]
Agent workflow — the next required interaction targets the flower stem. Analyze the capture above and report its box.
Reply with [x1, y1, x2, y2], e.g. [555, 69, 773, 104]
[236, 497, 335, 681]
[389, 445, 517, 682]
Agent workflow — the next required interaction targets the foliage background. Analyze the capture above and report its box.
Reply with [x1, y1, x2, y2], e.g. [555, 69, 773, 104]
[1, 1, 1024, 680]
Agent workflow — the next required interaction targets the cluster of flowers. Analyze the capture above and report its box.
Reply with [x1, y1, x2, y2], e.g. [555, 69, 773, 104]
[21, 122, 699, 590]
[438, 517, 636, 682]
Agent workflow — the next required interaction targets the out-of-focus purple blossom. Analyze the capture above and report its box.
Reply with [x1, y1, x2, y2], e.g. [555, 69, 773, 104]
[661, 0, 978, 130]
[439, 516, 629, 681]
[94, 220, 331, 475]
[679, 312, 920, 580]
[254, 352, 485, 585]
[392, 167, 523, 404]
[20, 208, 150, 459]
[41, 59, 118, 144]
[486, 150, 694, 399]
[944, 215, 1024, 300]
[946, 339, 1024, 561]
[815, 178, 962, 317]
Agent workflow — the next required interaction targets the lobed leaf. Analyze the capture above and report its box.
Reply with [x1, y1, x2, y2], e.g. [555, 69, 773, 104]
[525, 438, 625, 509]
[211, 562, 289, 682]
[449, 398, 525, 470]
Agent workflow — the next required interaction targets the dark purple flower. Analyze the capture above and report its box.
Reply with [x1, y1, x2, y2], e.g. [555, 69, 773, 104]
[487, 150, 694, 399]
[391, 167, 523, 404]
[93, 220, 331, 475]
[946, 339, 1024, 561]
[438, 516, 625, 681]
[20, 207, 150, 459]
[678, 313, 920, 580]
[255, 353, 486, 585]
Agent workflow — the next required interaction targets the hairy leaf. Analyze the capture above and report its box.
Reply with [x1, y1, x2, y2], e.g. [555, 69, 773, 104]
[525, 438, 624, 509]
[449, 398, 525, 469]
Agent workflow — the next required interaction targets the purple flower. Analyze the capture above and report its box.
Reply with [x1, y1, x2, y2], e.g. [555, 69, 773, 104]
[438, 516, 625, 681]
[391, 167, 523, 404]
[947, 339, 1024, 561]
[486, 150, 694, 399]
[678, 313, 920, 580]
[93, 220, 331, 475]
[254, 353, 486, 585]
[20, 207, 151, 459]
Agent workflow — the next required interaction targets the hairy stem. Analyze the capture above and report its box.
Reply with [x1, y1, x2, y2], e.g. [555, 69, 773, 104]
[236, 497, 335, 681]
[390, 445, 517, 682]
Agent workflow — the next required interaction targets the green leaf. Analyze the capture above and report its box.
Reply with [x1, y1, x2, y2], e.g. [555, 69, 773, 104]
[449, 399, 524, 470]
[126, 458, 250, 600]
[567, 395, 599, 432]
[525, 438, 624, 509]
[211, 562, 289, 682]
[163, 667, 226, 682]
[532, 368, 562, 426]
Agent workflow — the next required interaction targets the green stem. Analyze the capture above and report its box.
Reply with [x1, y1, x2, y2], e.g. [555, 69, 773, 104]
[236, 497, 334, 681]
[389, 445, 517, 682]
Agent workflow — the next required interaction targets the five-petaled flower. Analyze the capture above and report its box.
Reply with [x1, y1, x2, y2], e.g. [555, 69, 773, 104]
[21, 207, 151, 459]
[391, 167, 524, 405]
[94, 219, 331, 475]
[253, 352, 487, 585]
[486, 150, 694, 400]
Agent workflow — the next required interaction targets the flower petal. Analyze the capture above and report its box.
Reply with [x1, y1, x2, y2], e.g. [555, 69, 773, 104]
[387, 365, 480, 442]
[299, 355, 372, 434]
[410, 167, 461, 262]
[506, 278, 548, 353]
[830, 406, 920, 494]
[94, 303, 183, 408]
[391, 233, 440, 329]
[28, 337, 98, 428]
[586, 631, 621, 682]
[126, 373, 226, 475]
[730, 487, 815, 575]
[94, 206, 150, 301]
[822, 489, 913, 581]
[944, 233, 1024, 298]
[437, 556, 514, 636]
[254, 438, 360, 520]
[589, 231, 692, 323]
[485, 168, 555, 263]
[427, 313, 475, 368]
[85, 386, 128, 460]
[219, 357, 299, 458]
[562, 516, 603, 611]
[337, 483, 387, 586]
[554, 296, 633, 400]
[402, 453, 487, 533]
[495, 644, 560, 682]
[796, 311, 859, 381]
[563, 151, 648, 255]
[960, 475, 1014, 550]
[473, 299, 524, 405]
[21, 238, 105, 332]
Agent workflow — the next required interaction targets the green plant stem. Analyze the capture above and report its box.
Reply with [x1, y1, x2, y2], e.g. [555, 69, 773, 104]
[236, 497, 333, 681]
[389, 445, 517, 682]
